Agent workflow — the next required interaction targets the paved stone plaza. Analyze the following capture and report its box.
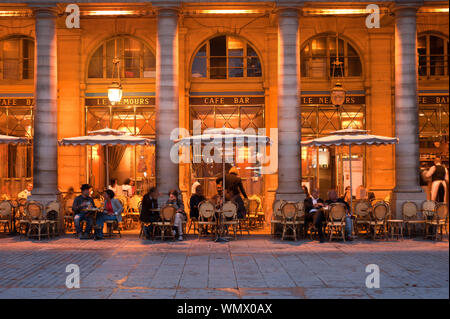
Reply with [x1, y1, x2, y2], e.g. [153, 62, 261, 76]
[0, 233, 448, 299]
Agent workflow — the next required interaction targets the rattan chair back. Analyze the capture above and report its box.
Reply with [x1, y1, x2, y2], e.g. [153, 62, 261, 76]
[25, 201, 44, 220]
[199, 201, 215, 219]
[436, 203, 448, 220]
[272, 200, 285, 218]
[222, 201, 237, 219]
[0, 201, 12, 218]
[402, 201, 418, 219]
[45, 201, 60, 220]
[422, 200, 437, 213]
[373, 202, 388, 220]
[355, 200, 370, 218]
[329, 203, 346, 221]
[281, 202, 297, 220]
[160, 205, 176, 222]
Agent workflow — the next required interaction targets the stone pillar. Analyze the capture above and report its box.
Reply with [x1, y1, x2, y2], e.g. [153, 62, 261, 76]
[29, 6, 59, 204]
[275, 8, 305, 202]
[155, 7, 179, 203]
[392, 1, 426, 218]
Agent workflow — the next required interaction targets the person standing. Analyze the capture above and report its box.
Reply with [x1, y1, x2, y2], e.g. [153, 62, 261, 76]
[216, 166, 248, 219]
[94, 189, 123, 240]
[72, 184, 96, 239]
[139, 187, 160, 239]
[425, 158, 449, 203]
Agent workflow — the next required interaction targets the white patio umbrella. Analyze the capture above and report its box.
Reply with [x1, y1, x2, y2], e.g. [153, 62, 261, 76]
[58, 127, 155, 186]
[301, 128, 399, 213]
[0, 134, 28, 144]
[175, 127, 272, 242]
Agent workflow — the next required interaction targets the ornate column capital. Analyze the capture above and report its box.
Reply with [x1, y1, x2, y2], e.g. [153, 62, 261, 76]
[393, 0, 424, 13]
[28, 3, 58, 17]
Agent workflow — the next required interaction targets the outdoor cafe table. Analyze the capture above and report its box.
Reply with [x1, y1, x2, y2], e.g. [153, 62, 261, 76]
[81, 207, 102, 234]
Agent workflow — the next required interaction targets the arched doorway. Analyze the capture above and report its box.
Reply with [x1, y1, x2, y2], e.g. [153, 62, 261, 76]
[300, 33, 365, 199]
[188, 34, 265, 199]
[85, 35, 156, 194]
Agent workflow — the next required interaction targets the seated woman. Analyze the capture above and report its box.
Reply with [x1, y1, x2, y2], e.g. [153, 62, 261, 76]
[166, 189, 186, 241]
[325, 189, 353, 241]
[121, 178, 134, 197]
[94, 189, 123, 240]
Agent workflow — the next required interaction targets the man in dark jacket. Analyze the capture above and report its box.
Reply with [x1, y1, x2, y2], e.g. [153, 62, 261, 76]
[140, 187, 160, 239]
[72, 184, 96, 239]
[189, 184, 206, 220]
[216, 166, 248, 218]
[304, 188, 326, 243]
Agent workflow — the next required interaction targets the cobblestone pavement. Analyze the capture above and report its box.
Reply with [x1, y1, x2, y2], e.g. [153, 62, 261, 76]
[0, 233, 448, 299]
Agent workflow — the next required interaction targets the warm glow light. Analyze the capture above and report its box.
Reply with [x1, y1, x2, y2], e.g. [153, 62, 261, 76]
[0, 10, 32, 17]
[108, 82, 122, 104]
[419, 7, 449, 13]
[303, 8, 368, 15]
[83, 10, 138, 16]
[342, 120, 363, 128]
[193, 9, 263, 14]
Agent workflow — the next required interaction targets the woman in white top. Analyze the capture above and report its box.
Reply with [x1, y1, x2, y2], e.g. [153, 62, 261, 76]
[121, 178, 134, 197]
[108, 178, 122, 196]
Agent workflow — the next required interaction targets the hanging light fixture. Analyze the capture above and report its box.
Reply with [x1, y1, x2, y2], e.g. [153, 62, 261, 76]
[108, 57, 122, 104]
[330, 32, 346, 107]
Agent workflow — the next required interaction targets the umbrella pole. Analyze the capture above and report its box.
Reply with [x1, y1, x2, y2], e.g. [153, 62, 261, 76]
[215, 147, 228, 242]
[106, 146, 109, 189]
[349, 144, 353, 215]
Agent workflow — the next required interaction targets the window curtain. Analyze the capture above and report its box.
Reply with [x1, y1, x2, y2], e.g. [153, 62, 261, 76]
[105, 145, 126, 174]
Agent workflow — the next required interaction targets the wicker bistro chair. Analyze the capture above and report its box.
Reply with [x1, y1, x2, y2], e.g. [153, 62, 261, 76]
[369, 201, 389, 240]
[280, 202, 302, 241]
[402, 201, 425, 238]
[197, 201, 216, 240]
[153, 205, 176, 241]
[45, 201, 61, 237]
[294, 201, 306, 238]
[270, 200, 285, 238]
[246, 199, 259, 229]
[222, 201, 239, 240]
[126, 195, 142, 229]
[425, 203, 448, 241]
[326, 203, 347, 242]
[24, 201, 50, 240]
[354, 200, 371, 236]
[0, 200, 13, 233]
[63, 198, 75, 233]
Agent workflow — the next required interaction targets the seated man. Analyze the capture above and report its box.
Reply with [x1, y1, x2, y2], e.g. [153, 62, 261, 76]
[304, 189, 326, 243]
[189, 184, 207, 233]
[325, 189, 353, 241]
[18, 183, 33, 200]
[94, 189, 123, 240]
[72, 184, 96, 239]
[139, 187, 160, 239]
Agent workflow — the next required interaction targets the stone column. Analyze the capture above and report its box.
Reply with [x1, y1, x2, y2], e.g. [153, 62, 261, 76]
[275, 8, 304, 202]
[392, 1, 426, 218]
[155, 7, 179, 203]
[29, 6, 59, 204]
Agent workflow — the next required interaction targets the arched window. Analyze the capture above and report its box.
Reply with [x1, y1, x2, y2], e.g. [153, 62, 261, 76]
[418, 34, 449, 77]
[191, 35, 262, 79]
[88, 35, 156, 79]
[0, 36, 34, 80]
[301, 35, 362, 78]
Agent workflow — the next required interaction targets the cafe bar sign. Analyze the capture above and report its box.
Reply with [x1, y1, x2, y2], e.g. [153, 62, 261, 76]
[418, 95, 449, 104]
[0, 97, 34, 106]
[85, 97, 155, 106]
[190, 96, 265, 106]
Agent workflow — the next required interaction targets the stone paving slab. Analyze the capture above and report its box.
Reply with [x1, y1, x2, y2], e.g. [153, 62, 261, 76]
[0, 234, 448, 299]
